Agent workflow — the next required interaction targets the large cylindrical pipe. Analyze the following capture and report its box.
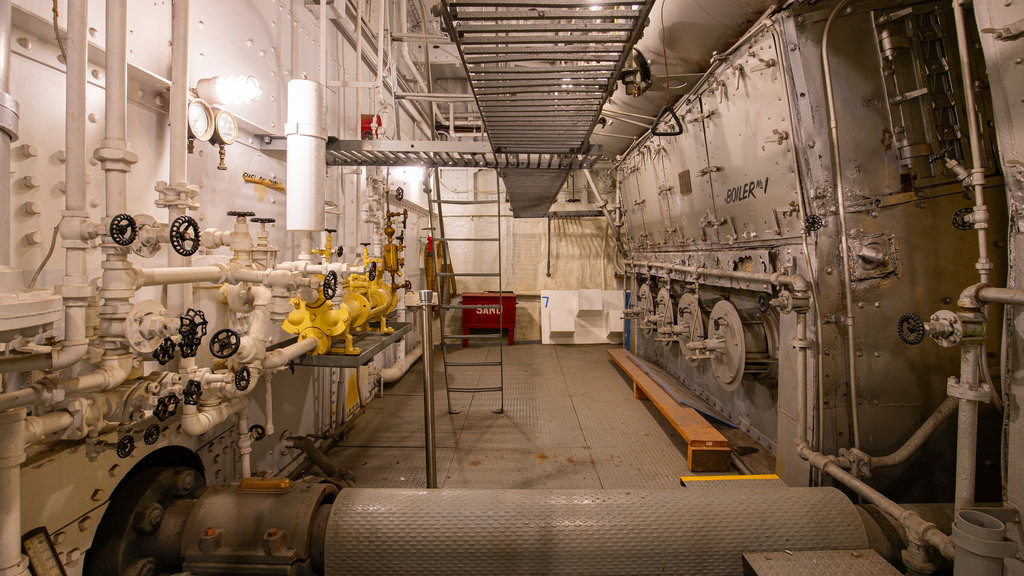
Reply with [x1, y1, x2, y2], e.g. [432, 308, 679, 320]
[286, 79, 327, 231]
[324, 487, 870, 575]
[0, 408, 27, 575]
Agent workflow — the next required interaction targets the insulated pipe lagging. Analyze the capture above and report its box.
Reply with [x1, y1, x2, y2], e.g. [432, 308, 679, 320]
[324, 488, 871, 575]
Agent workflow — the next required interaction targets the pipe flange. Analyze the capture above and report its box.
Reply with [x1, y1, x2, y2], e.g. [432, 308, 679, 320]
[958, 283, 989, 311]
[952, 509, 1017, 558]
[0, 90, 20, 141]
[946, 376, 991, 402]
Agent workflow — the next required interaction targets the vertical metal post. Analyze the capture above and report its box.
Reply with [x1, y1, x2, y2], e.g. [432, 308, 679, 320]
[419, 289, 437, 488]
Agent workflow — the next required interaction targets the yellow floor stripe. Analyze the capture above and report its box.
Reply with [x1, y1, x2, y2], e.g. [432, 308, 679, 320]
[680, 474, 780, 483]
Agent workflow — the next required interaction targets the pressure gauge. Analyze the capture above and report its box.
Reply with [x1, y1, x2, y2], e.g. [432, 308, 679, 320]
[22, 527, 67, 576]
[186, 99, 215, 142]
[212, 109, 238, 145]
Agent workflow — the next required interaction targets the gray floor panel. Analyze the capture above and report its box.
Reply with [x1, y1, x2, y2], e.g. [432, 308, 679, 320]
[328, 445, 455, 488]
[338, 395, 468, 448]
[443, 448, 602, 489]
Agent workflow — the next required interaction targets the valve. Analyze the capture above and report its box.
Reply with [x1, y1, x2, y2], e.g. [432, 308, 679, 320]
[757, 293, 772, 314]
[153, 337, 176, 365]
[336, 246, 344, 258]
[368, 261, 378, 281]
[182, 380, 203, 406]
[250, 217, 276, 225]
[403, 280, 413, 291]
[178, 310, 207, 358]
[804, 214, 823, 232]
[116, 435, 136, 458]
[234, 366, 251, 392]
[248, 424, 266, 441]
[395, 186, 404, 202]
[143, 424, 161, 445]
[109, 213, 138, 246]
[227, 210, 256, 218]
[209, 328, 240, 359]
[323, 270, 338, 300]
[153, 393, 181, 422]
[952, 207, 974, 231]
[897, 312, 926, 345]
[169, 214, 201, 256]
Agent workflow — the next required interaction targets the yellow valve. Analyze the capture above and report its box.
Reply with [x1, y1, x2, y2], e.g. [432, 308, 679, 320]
[311, 229, 337, 262]
[280, 288, 371, 356]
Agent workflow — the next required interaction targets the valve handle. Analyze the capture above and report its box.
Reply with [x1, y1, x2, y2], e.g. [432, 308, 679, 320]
[178, 340, 200, 359]
[250, 217, 276, 224]
[169, 215, 201, 256]
[153, 393, 181, 422]
[367, 261, 377, 282]
[897, 312, 926, 345]
[952, 207, 974, 231]
[395, 186, 404, 202]
[403, 280, 413, 291]
[143, 424, 161, 445]
[323, 270, 338, 300]
[153, 337, 176, 365]
[651, 105, 683, 137]
[325, 227, 337, 234]
[234, 365, 251, 392]
[804, 214, 824, 232]
[248, 424, 266, 441]
[226, 210, 256, 218]
[109, 213, 138, 246]
[757, 293, 772, 314]
[116, 435, 136, 458]
[336, 246, 345, 258]
[182, 380, 203, 406]
[179, 308, 208, 339]
[209, 328, 240, 359]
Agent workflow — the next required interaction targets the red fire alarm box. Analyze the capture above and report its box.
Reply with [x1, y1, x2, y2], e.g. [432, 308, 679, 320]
[461, 291, 515, 347]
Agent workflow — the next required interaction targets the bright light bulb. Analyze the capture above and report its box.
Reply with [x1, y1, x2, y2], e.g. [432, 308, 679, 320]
[196, 75, 262, 105]
[589, 4, 603, 9]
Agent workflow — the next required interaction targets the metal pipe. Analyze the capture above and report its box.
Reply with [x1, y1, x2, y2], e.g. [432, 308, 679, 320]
[0, 408, 26, 576]
[0, 0, 11, 269]
[975, 286, 1024, 306]
[166, 0, 192, 360]
[292, 436, 341, 477]
[871, 396, 958, 469]
[419, 290, 437, 489]
[624, 259, 808, 292]
[821, 0, 861, 450]
[952, 0, 991, 284]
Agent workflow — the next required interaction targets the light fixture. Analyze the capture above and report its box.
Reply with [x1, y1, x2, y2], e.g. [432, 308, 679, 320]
[210, 109, 238, 170]
[195, 75, 262, 105]
[186, 98, 215, 153]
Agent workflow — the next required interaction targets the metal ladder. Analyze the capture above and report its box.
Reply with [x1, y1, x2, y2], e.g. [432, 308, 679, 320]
[428, 168, 505, 414]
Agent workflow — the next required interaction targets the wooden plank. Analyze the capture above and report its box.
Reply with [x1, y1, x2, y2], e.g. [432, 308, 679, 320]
[607, 348, 732, 472]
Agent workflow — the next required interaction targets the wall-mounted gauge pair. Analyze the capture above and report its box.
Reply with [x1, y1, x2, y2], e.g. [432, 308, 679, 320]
[187, 98, 238, 169]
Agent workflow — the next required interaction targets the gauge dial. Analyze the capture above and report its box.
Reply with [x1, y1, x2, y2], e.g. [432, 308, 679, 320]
[186, 99, 215, 141]
[213, 109, 238, 145]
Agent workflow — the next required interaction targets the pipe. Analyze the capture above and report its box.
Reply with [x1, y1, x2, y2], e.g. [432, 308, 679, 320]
[975, 286, 1024, 306]
[624, 260, 809, 292]
[166, 0, 192, 355]
[23, 410, 72, 444]
[952, 0, 992, 284]
[821, 0, 861, 450]
[264, 337, 319, 370]
[381, 343, 422, 383]
[180, 397, 246, 437]
[292, 436, 340, 477]
[52, 354, 133, 394]
[420, 290, 436, 489]
[0, 388, 37, 412]
[838, 397, 958, 470]
[0, 408, 27, 576]
[237, 409, 251, 478]
[0, 0, 11, 269]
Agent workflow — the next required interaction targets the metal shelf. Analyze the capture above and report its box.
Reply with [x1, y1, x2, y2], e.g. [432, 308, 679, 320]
[268, 321, 412, 368]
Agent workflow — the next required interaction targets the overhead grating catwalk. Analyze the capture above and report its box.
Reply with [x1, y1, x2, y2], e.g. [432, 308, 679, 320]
[439, 0, 656, 217]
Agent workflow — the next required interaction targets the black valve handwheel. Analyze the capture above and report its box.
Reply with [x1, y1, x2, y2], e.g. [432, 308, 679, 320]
[153, 337, 176, 365]
[367, 261, 377, 282]
[234, 366, 251, 392]
[109, 213, 138, 246]
[170, 215, 201, 256]
[143, 424, 160, 445]
[804, 214, 823, 232]
[897, 312, 926, 345]
[248, 424, 266, 441]
[209, 328, 240, 359]
[178, 340, 200, 359]
[757, 293, 772, 314]
[403, 280, 413, 291]
[227, 210, 256, 218]
[952, 207, 974, 231]
[336, 246, 344, 258]
[116, 435, 135, 458]
[179, 308, 208, 339]
[154, 393, 181, 422]
[323, 270, 338, 300]
[395, 186, 404, 202]
[250, 217, 276, 224]
[183, 380, 203, 406]
[325, 228, 337, 234]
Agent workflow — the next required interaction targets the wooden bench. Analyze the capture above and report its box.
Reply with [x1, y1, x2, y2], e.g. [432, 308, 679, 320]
[607, 348, 732, 472]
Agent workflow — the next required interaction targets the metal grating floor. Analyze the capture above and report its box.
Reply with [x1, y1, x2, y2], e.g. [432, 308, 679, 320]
[328, 343, 721, 489]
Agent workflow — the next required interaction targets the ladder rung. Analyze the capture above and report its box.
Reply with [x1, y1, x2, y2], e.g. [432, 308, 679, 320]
[445, 361, 502, 367]
[438, 272, 501, 277]
[441, 304, 502, 309]
[443, 333, 502, 339]
[448, 387, 503, 393]
[435, 237, 500, 242]
[432, 198, 499, 205]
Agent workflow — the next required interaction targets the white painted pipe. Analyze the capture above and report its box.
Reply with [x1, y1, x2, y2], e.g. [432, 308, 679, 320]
[263, 370, 275, 436]
[166, 0, 192, 360]
[286, 79, 327, 231]
[0, 408, 26, 575]
[237, 409, 251, 478]
[180, 397, 246, 437]
[102, 0, 129, 214]
[0, 0, 11, 269]
[264, 338, 319, 370]
[381, 343, 422, 383]
[23, 411, 73, 444]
